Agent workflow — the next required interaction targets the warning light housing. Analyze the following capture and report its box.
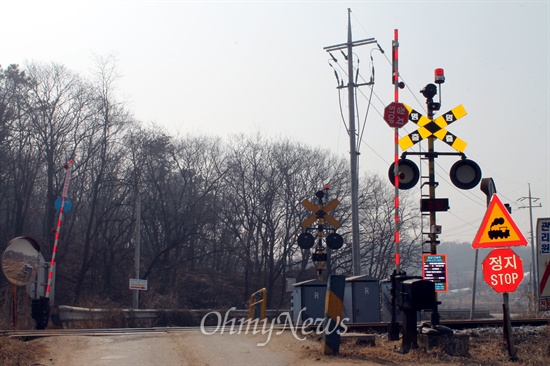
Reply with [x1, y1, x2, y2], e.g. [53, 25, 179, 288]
[312, 253, 328, 262]
[326, 232, 344, 250]
[388, 158, 420, 190]
[421, 84, 438, 100]
[297, 232, 315, 249]
[434, 68, 445, 84]
[421, 198, 450, 212]
[449, 159, 482, 190]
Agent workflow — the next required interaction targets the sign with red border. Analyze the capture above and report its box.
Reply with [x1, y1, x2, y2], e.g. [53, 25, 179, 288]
[482, 248, 524, 293]
[383, 102, 409, 128]
[537, 218, 550, 302]
[472, 194, 527, 249]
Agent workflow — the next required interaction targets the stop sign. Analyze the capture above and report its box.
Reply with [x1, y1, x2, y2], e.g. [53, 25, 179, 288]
[482, 248, 524, 293]
[384, 102, 409, 128]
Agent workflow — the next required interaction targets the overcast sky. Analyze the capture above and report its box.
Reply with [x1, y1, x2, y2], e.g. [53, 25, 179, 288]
[1, 1, 549, 255]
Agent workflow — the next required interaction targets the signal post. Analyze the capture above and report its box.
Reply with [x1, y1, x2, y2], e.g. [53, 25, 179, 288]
[388, 68, 482, 330]
[473, 193, 528, 360]
[298, 185, 343, 281]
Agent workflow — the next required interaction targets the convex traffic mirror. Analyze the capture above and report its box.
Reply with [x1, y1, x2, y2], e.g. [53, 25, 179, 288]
[2, 237, 41, 286]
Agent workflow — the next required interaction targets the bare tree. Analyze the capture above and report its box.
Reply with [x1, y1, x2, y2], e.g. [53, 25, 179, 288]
[71, 57, 132, 303]
[219, 134, 351, 306]
[23, 62, 94, 253]
[0, 61, 423, 311]
[356, 173, 421, 278]
[0, 65, 41, 240]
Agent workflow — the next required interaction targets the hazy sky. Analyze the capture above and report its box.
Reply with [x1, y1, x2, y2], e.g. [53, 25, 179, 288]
[1, 1, 549, 252]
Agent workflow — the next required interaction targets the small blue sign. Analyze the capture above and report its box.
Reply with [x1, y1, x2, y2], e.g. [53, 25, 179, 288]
[54, 197, 72, 213]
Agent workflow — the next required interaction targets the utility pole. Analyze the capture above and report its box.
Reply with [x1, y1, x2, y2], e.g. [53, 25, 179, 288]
[518, 183, 542, 314]
[323, 8, 377, 276]
[133, 192, 141, 309]
[346, 9, 361, 276]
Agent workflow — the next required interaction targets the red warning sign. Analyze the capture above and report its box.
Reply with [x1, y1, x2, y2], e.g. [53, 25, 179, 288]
[472, 194, 527, 249]
[482, 248, 523, 293]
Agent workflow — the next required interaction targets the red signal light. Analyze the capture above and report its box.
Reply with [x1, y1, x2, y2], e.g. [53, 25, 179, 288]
[434, 68, 445, 84]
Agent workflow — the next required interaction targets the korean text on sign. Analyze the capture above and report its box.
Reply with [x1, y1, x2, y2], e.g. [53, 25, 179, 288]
[541, 221, 550, 254]
[488, 255, 517, 271]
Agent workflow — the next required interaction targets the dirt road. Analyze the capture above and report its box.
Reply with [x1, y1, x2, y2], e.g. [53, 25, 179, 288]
[34, 329, 373, 366]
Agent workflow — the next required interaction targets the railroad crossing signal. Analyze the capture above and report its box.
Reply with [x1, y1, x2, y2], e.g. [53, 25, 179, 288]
[300, 194, 343, 252]
[472, 194, 528, 249]
[398, 104, 468, 152]
[482, 248, 524, 293]
[298, 189, 343, 280]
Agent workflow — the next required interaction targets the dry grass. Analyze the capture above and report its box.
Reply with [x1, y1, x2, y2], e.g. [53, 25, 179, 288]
[327, 325, 550, 366]
[0, 337, 46, 366]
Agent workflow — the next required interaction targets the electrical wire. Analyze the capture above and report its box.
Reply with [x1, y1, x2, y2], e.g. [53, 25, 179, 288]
[329, 50, 389, 171]
[357, 84, 374, 150]
[329, 14, 493, 217]
[329, 60, 350, 134]
[444, 215, 485, 236]
[329, 14, 495, 243]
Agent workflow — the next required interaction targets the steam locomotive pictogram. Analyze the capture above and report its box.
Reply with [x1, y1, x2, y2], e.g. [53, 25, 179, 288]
[488, 217, 510, 240]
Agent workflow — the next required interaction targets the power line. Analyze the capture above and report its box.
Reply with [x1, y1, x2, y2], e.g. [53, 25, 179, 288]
[517, 183, 542, 309]
[331, 12, 490, 243]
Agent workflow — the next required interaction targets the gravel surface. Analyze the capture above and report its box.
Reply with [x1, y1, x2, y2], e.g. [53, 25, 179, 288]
[33, 329, 377, 366]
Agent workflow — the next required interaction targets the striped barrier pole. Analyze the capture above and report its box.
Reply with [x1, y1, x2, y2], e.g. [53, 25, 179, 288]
[321, 275, 346, 355]
[45, 160, 73, 300]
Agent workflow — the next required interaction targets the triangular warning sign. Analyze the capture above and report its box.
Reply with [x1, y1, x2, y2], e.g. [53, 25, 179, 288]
[472, 194, 528, 249]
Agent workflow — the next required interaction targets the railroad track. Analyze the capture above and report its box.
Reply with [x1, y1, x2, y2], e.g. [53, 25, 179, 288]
[347, 318, 549, 333]
[3, 318, 547, 339]
[2, 326, 204, 339]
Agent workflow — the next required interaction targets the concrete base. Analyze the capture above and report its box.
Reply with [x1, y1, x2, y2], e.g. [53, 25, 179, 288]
[341, 333, 376, 346]
[418, 333, 470, 357]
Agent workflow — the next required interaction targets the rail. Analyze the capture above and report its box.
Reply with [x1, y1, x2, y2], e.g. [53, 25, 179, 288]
[248, 288, 267, 320]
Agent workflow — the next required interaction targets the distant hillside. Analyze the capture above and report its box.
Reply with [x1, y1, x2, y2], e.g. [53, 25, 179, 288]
[439, 241, 534, 279]
[436, 241, 537, 312]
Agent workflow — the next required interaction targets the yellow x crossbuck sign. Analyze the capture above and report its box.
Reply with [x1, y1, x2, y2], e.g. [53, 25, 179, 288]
[301, 198, 340, 229]
[398, 104, 468, 152]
